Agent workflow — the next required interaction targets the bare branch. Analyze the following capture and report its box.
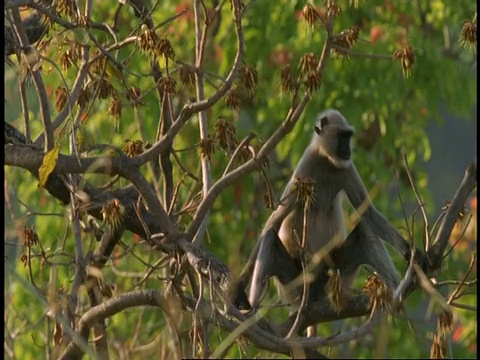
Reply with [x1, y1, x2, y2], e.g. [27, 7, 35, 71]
[427, 161, 477, 269]
[7, 7, 54, 151]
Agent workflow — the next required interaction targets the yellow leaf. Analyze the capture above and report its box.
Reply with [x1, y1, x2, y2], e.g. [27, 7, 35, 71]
[105, 61, 123, 81]
[38, 147, 60, 187]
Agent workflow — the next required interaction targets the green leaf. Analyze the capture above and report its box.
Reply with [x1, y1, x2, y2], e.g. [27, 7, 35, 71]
[38, 147, 60, 187]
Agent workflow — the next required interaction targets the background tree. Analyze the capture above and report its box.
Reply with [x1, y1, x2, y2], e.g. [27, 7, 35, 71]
[4, 0, 476, 359]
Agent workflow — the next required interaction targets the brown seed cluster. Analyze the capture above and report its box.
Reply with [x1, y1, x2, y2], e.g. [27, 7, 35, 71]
[109, 96, 122, 122]
[299, 53, 322, 93]
[76, 87, 91, 109]
[362, 274, 393, 313]
[428, 309, 453, 359]
[123, 139, 145, 157]
[239, 65, 258, 95]
[215, 117, 237, 153]
[55, 0, 77, 20]
[393, 46, 415, 78]
[139, 25, 176, 61]
[304, 70, 322, 93]
[302, 3, 322, 28]
[293, 176, 316, 208]
[430, 332, 448, 359]
[59, 42, 81, 71]
[326, 269, 346, 312]
[102, 199, 125, 229]
[437, 309, 454, 335]
[158, 75, 177, 95]
[199, 134, 216, 160]
[280, 65, 297, 94]
[225, 88, 241, 109]
[224, 65, 258, 109]
[157, 38, 176, 61]
[459, 19, 477, 50]
[93, 78, 115, 99]
[326, 0, 342, 17]
[178, 64, 196, 88]
[23, 227, 39, 247]
[332, 26, 360, 58]
[299, 53, 318, 75]
[55, 86, 68, 111]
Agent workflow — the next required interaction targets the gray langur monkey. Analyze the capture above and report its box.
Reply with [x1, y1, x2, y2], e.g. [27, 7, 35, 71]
[233, 109, 419, 311]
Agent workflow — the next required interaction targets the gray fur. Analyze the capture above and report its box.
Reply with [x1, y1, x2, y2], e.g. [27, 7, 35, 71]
[237, 109, 412, 311]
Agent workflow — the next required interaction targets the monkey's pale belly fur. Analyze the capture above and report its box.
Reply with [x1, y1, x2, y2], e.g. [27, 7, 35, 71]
[278, 192, 347, 259]
[277, 191, 347, 306]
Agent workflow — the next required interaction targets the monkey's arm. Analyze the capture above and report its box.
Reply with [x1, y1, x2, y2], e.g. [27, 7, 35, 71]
[248, 229, 302, 308]
[233, 181, 299, 309]
[344, 165, 416, 261]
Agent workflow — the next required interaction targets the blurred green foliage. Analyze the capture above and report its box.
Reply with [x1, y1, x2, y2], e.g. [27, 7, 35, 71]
[4, 0, 476, 358]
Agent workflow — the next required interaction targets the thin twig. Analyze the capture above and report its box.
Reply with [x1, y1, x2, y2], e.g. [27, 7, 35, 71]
[403, 153, 431, 251]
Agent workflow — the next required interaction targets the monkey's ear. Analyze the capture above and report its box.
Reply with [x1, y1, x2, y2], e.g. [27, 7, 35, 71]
[315, 116, 329, 134]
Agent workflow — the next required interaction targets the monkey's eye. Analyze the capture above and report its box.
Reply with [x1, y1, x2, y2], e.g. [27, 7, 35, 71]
[315, 116, 329, 135]
[319, 116, 329, 129]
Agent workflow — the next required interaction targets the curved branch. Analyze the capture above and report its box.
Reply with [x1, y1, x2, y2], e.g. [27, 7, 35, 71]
[427, 161, 477, 270]
[4, 142, 174, 247]
[59, 290, 174, 360]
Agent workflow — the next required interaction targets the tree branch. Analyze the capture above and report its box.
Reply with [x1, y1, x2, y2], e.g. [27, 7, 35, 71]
[427, 161, 477, 270]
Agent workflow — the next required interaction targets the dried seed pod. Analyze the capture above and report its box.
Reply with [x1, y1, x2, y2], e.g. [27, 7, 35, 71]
[327, 269, 346, 312]
[101, 199, 125, 229]
[60, 50, 75, 71]
[178, 64, 196, 88]
[293, 177, 316, 208]
[393, 46, 415, 78]
[459, 19, 476, 50]
[239, 65, 258, 94]
[23, 227, 39, 247]
[123, 139, 144, 157]
[55, 86, 68, 111]
[280, 65, 297, 93]
[326, 0, 342, 17]
[363, 274, 393, 313]
[158, 76, 177, 95]
[430, 332, 448, 359]
[76, 87, 91, 109]
[437, 310, 454, 335]
[56, 0, 77, 20]
[157, 38, 175, 61]
[199, 134, 216, 160]
[302, 3, 321, 28]
[109, 96, 122, 130]
[299, 52, 318, 76]
[225, 87, 242, 109]
[215, 117, 237, 153]
[94, 78, 115, 99]
[303, 70, 322, 93]
[139, 26, 158, 54]
[346, 26, 360, 47]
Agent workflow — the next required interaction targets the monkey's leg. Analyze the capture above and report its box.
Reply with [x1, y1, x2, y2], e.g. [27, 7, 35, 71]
[329, 221, 400, 290]
[248, 229, 302, 309]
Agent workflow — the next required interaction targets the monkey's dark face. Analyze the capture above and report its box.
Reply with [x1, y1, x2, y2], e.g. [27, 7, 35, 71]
[313, 110, 354, 168]
[336, 130, 353, 160]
